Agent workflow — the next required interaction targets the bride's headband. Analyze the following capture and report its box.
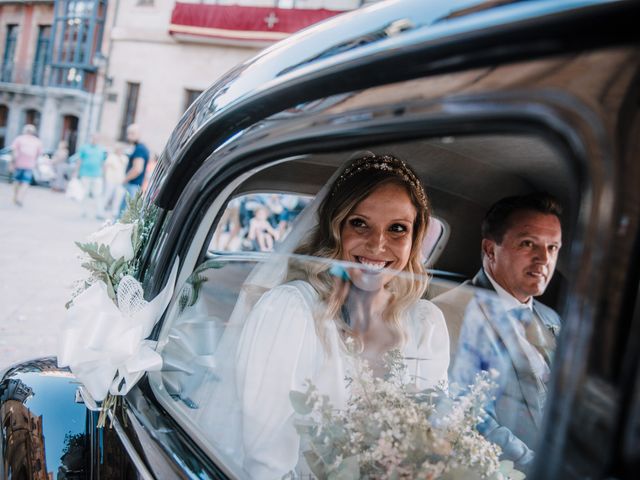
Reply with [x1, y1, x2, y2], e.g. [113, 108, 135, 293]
[332, 154, 428, 208]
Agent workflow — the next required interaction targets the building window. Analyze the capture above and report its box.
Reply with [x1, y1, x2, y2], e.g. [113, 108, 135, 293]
[119, 82, 140, 141]
[32, 26, 52, 86]
[62, 114, 79, 155]
[24, 109, 42, 133]
[184, 89, 203, 112]
[1, 25, 19, 83]
[0, 105, 8, 147]
[50, 0, 106, 91]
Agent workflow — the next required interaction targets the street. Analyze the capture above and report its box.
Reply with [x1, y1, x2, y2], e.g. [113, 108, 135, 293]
[0, 182, 102, 371]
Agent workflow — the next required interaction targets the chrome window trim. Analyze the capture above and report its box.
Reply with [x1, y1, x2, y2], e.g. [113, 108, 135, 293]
[108, 409, 156, 480]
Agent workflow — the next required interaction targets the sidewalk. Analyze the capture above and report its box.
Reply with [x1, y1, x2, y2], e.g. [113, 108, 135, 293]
[0, 182, 103, 370]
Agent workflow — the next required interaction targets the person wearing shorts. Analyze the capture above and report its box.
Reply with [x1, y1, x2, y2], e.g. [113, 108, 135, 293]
[10, 124, 43, 206]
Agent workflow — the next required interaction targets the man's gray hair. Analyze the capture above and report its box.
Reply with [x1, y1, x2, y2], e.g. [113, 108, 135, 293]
[23, 124, 37, 135]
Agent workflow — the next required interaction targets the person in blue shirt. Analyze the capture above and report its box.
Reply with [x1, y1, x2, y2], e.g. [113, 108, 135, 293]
[119, 123, 150, 216]
[73, 134, 107, 218]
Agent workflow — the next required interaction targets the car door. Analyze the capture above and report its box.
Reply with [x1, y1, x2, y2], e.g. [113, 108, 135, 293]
[119, 2, 640, 479]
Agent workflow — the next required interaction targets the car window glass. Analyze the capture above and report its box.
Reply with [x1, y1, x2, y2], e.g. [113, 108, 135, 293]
[208, 193, 312, 254]
[422, 216, 448, 265]
[151, 134, 574, 478]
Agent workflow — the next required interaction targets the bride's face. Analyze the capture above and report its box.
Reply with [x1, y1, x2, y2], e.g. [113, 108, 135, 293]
[340, 182, 417, 291]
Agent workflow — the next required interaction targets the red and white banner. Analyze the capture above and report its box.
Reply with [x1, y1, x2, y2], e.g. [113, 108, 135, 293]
[169, 2, 344, 44]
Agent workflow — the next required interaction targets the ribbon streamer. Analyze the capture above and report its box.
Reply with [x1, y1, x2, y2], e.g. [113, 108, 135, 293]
[58, 262, 178, 401]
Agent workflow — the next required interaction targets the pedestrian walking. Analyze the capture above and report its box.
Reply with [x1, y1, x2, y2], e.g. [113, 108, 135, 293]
[119, 124, 150, 215]
[100, 143, 128, 220]
[73, 134, 107, 218]
[51, 140, 70, 192]
[10, 124, 43, 206]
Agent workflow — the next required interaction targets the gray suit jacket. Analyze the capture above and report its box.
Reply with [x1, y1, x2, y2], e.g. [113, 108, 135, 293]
[433, 269, 561, 471]
[433, 270, 560, 363]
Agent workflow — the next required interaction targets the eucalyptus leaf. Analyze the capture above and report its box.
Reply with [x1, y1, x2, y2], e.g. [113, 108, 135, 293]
[294, 422, 313, 436]
[105, 277, 116, 301]
[328, 456, 360, 480]
[290, 390, 313, 415]
[75, 240, 99, 255]
[304, 450, 328, 479]
[132, 222, 141, 253]
[326, 424, 347, 442]
[97, 244, 116, 264]
[113, 262, 126, 279]
[109, 257, 126, 276]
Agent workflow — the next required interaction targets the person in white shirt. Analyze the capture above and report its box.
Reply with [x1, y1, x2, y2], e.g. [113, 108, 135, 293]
[433, 193, 563, 472]
[99, 143, 128, 220]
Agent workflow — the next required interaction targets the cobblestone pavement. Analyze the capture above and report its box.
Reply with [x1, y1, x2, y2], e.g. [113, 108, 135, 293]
[0, 182, 103, 371]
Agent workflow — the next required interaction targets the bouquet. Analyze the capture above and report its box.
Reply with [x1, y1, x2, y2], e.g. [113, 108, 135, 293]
[290, 350, 524, 479]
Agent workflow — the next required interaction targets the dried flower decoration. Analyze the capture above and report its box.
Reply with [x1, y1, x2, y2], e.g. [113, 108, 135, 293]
[332, 154, 428, 208]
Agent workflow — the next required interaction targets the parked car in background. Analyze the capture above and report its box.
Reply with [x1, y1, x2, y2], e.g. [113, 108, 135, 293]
[2, 0, 639, 479]
[0, 147, 55, 186]
[0, 147, 12, 182]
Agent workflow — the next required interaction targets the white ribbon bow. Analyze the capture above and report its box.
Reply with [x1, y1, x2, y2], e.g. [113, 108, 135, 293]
[58, 262, 178, 401]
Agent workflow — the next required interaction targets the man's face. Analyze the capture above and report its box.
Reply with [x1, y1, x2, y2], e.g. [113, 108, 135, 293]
[483, 210, 562, 303]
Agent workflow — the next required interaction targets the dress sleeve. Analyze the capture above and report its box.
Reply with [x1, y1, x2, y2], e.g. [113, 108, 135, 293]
[409, 300, 450, 389]
[235, 283, 320, 479]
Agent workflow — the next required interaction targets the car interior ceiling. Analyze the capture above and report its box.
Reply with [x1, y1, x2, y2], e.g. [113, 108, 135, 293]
[229, 132, 575, 308]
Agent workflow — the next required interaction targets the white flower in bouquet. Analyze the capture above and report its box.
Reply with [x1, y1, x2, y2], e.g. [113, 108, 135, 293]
[88, 221, 137, 261]
[290, 352, 523, 480]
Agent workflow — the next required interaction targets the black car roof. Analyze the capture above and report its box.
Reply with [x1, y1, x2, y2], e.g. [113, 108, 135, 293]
[149, 0, 639, 209]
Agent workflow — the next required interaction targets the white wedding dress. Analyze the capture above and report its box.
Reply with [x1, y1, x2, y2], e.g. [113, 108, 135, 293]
[232, 279, 449, 479]
[191, 158, 448, 478]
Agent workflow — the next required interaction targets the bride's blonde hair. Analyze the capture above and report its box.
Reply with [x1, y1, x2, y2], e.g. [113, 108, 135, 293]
[287, 153, 430, 350]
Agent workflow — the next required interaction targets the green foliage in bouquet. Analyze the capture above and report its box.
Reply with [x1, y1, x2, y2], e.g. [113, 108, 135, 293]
[65, 191, 160, 427]
[290, 351, 524, 480]
[67, 191, 158, 308]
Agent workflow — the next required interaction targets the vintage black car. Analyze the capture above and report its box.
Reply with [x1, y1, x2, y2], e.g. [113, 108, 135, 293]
[2, 0, 640, 478]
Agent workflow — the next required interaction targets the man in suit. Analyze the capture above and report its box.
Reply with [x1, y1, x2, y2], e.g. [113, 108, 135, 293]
[433, 193, 563, 471]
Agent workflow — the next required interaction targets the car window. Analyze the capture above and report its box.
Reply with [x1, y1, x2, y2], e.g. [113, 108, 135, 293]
[422, 216, 448, 266]
[208, 193, 312, 254]
[151, 133, 575, 478]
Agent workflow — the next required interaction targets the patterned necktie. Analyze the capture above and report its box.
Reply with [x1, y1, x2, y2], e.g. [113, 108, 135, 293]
[513, 307, 553, 372]
[511, 307, 550, 416]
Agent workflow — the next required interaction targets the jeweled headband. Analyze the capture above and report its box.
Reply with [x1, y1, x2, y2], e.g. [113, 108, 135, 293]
[332, 154, 428, 208]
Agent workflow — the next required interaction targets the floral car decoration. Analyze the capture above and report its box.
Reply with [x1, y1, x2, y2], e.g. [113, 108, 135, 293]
[57, 193, 176, 424]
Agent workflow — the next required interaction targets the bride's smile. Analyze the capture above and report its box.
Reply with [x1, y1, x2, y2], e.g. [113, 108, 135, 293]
[340, 181, 417, 291]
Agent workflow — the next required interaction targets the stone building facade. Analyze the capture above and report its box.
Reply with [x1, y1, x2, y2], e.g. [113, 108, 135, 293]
[0, 0, 375, 155]
[98, 0, 372, 156]
[0, 0, 108, 153]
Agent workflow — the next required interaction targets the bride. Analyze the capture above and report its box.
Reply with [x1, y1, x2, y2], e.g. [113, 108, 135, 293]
[230, 153, 450, 478]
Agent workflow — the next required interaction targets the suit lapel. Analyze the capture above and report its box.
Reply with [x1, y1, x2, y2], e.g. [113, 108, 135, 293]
[476, 293, 545, 427]
[533, 301, 561, 338]
[470, 269, 493, 290]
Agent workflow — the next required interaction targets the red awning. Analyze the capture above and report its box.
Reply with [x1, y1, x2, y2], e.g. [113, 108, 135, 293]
[169, 2, 344, 45]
